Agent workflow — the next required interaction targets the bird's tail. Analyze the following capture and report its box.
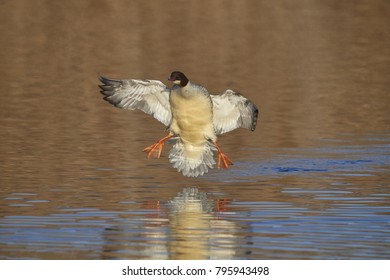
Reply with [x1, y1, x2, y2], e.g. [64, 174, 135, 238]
[168, 140, 216, 177]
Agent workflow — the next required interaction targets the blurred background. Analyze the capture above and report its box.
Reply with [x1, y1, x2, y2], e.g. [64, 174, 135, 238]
[0, 0, 389, 259]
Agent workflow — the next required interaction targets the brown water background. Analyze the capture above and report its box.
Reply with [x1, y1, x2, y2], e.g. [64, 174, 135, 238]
[0, 0, 389, 259]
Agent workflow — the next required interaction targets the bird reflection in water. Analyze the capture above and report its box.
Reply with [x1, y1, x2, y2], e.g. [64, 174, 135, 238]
[101, 188, 240, 260]
[167, 187, 237, 260]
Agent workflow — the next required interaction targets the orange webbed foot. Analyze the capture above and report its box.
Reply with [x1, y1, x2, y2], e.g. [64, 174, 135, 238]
[143, 142, 164, 158]
[217, 151, 233, 169]
[143, 134, 173, 159]
[216, 198, 232, 212]
[213, 141, 234, 169]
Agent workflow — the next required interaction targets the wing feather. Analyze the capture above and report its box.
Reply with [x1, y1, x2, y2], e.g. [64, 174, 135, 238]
[99, 76, 172, 126]
[211, 89, 258, 135]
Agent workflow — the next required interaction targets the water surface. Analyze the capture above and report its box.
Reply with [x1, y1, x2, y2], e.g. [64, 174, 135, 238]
[0, 0, 389, 259]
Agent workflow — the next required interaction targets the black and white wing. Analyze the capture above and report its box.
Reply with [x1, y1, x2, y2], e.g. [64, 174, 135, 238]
[211, 89, 258, 135]
[99, 76, 172, 126]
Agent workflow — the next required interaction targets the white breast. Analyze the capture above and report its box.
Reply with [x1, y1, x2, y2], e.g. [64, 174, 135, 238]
[169, 85, 216, 145]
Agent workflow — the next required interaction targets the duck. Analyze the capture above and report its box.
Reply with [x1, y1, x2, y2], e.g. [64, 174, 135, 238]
[99, 71, 258, 177]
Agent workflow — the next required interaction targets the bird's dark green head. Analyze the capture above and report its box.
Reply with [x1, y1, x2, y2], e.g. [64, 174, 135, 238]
[168, 71, 189, 87]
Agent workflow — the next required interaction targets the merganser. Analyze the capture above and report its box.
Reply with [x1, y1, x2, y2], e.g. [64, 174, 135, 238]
[99, 71, 258, 177]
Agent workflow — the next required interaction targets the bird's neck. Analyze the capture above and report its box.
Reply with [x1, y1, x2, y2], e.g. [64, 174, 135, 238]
[172, 83, 192, 98]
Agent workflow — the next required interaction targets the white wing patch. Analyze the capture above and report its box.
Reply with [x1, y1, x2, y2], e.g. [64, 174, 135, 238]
[211, 89, 258, 135]
[99, 76, 172, 126]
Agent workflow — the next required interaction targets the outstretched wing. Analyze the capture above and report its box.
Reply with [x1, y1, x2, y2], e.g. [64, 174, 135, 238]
[99, 76, 172, 126]
[211, 89, 258, 135]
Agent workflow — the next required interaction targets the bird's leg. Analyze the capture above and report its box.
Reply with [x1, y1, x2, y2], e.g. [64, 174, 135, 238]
[143, 134, 173, 159]
[213, 141, 233, 169]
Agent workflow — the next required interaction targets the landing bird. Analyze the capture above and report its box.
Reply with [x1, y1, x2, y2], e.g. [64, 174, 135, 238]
[99, 71, 258, 177]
